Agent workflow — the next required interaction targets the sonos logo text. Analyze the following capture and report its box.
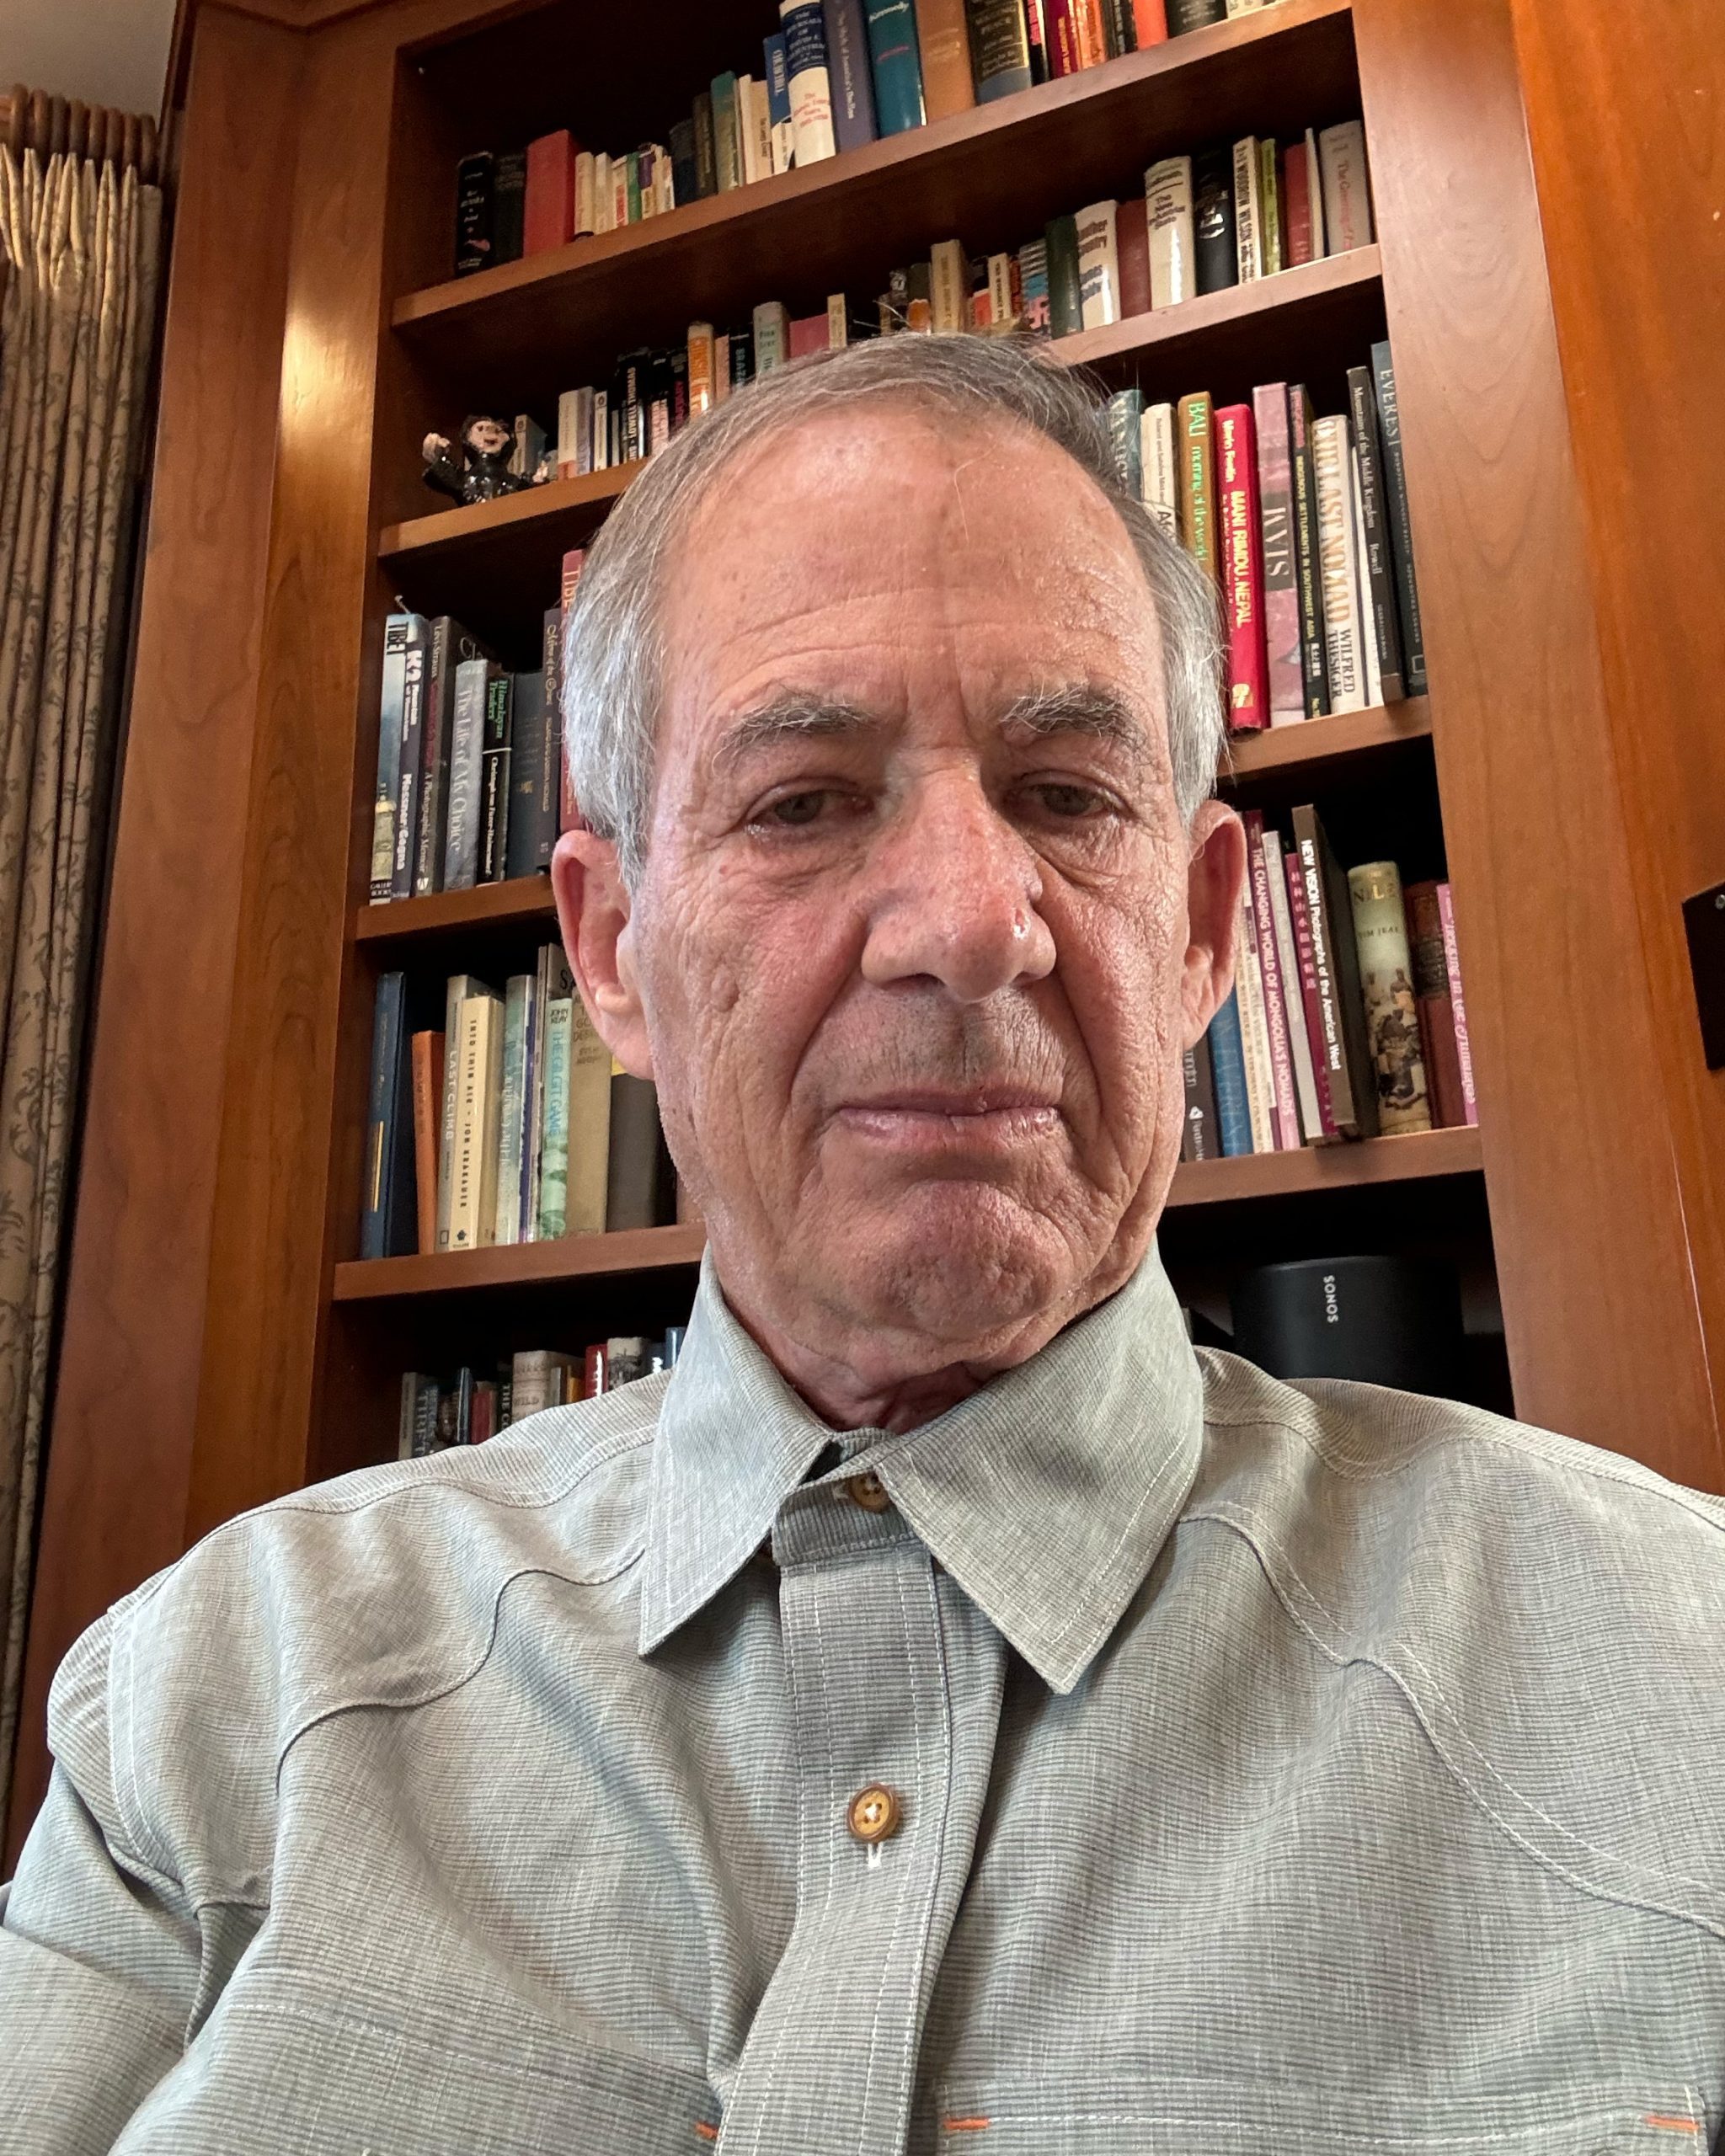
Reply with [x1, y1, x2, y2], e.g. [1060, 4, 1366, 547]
[1322, 1273, 1340, 1326]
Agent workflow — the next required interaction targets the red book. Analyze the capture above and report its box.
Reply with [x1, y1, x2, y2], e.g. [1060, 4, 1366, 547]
[1437, 883, 1479, 1125]
[1132, 0, 1169, 41]
[1072, 0, 1108, 63]
[1282, 141, 1314, 266]
[788, 312, 828, 358]
[1252, 382, 1304, 725]
[583, 1342, 609, 1398]
[1284, 851, 1338, 1138]
[1242, 808, 1300, 1149]
[1044, 0, 1083, 74]
[1215, 403, 1268, 732]
[1116, 195, 1151, 318]
[559, 548, 588, 833]
[1407, 879, 1468, 1128]
[525, 129, 577, 255]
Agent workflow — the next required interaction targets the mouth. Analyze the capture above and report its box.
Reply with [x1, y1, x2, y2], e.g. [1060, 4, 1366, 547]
[832, 1089, 1063, 1152]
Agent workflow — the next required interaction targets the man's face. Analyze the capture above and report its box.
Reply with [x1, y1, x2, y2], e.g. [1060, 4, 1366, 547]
[556, 402, 1241, 1388]
[467, 418, 510, 457]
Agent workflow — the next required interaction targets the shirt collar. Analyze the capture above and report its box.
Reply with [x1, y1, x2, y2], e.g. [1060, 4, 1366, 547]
[637, 1245, 1206, 1694]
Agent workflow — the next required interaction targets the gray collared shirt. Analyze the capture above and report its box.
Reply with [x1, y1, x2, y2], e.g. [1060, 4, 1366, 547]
[7, 1249, 1725, 2153]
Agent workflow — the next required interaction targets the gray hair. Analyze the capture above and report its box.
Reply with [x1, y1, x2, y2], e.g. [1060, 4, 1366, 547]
[561, 334, 1225, 886]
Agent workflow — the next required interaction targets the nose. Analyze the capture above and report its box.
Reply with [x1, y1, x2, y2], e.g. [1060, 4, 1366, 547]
[858, 766, 1056, 1003]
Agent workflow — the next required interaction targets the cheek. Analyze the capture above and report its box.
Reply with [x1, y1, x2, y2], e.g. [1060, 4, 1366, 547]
[1055, 882, 1188, 1139]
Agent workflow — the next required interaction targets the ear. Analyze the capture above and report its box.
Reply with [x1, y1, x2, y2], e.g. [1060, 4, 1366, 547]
[1179, 799, 1246, 1050]
[551, 826, 654, 1080]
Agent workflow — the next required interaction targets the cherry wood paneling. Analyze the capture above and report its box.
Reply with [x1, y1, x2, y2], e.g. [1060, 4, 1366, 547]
[1508, 0, 1725, 1465]
[5, 9, 307, 1870]
[1354, 0, 1719, 1478]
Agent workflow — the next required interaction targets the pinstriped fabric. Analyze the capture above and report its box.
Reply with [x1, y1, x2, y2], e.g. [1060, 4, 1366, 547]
[7, 1250, 1725, 2152]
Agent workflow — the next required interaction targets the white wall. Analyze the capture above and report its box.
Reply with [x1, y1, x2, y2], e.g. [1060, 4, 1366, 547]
[3, 0, 175, 121]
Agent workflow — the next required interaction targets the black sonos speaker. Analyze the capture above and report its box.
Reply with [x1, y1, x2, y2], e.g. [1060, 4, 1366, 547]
[1230, 1254, 1466, 1398]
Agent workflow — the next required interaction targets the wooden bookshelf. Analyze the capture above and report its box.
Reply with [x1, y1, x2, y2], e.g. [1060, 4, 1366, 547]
[23, 0, 1725, 1862]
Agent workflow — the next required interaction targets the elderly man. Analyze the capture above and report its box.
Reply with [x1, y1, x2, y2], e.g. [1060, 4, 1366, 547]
[6, 335, 1725, 2152]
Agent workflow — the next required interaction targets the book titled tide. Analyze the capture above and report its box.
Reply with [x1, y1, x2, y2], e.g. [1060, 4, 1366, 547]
[1215, 403, 1268, 731]
[864, 0, 927, 134]
[782, 1, 839, 165]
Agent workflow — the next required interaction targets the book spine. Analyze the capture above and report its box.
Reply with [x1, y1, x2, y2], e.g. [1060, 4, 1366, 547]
[914, 0, 977, 118]
[1311, 415, 1368, 714]
[1075, 199, 1121, 329]
[480, 672, 512, 883]
[1192, 145, 1236, 296]
[574, 149, 596, 232]
[966, 0, 1033, 99]
[865, 0, 927, 132]
[1282, 137, 1313, 264]
[410, 1028, 444, 1254]
[442, 658, 488, 890]
[567, 1000, 613, 1234]
[606, 1071, 666, 1230]
[1044, 0, 1081, 72]
[1144, 156, 1194, 308]
[1437, 881, 1477, 1125]
[454, 152, 494, 276]
[1295, 804, 1379, 1138]
[435, 974, 467, 1249]
[1072, 0, 1107, 62]
[1114, 195, 1151, 318]
[1348, 859, 1432, 1134]
[1232, 881, 1277, 1152]
[1258, 136, 1282, 274]
[1348, 440, 1385, 707]
[752, 301, 790, 373]
[504, 670, 550, 881]
[692, 95, 718, 196]
[711, 74, 742, 190]
[369, 614, 409, 904]
[414, 615, 456, 898]
[1176, 392, 1215, 579]
[782, 0, 839, 164]
[765, 35, 796, 172]
[496, 975, 530, 1245]
[1231, 135, 1262, 282]
[1319, 120, 1373, 252]
[1370, 339, 1428, 696]
[1403, 879, 1466, 1128]
[1284, 847, 1337, 1139]
[1287, 386, 1330, 719]
[1179, 1034, 1219, 1162]
[1347, 364, 1407, 702]
[1044, 213, 1082, 335]
[537, 997, 573, 1239]
[1107, 388, 1144, 499]
[1141, 402, 1178, 542]
[447, 995, 489, 1251]
[931, 237, 968, 332]
[390, 617, 430, 901]
[1263, 826, 1324, 1141]
[1167, 0, 1226, 24]
[1243, 811, 1300, 1147]
[1215, 403, 1268, 732]
[1205, 990, 1252, 1156]
[1252, 383, 1302, 725]
[398, 1371, 419, 1460]
[824, 0, 880, 149]
[360, 971, 406, 1261]
[1133, 0, 1168, 38]
[523, 130, 574, 254]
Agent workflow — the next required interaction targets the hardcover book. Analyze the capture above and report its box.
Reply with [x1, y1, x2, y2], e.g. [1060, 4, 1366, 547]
[1215, 403, 1268, 731]
[1348, 859, 1432, 1134]
[865, 0, 928, 131]
[1145, 156, 1194, 307]
[1318, 120, 1373, 252]
[1177, 391, 1215, 579]
[1370, 339, 1428, 695]
[1347, 363, 1406, 701]
[1116, 195, 1151, 318]
[824, 0, 880, 148]
[782, 0, 840, 164]
[1252, 384, 1304, 725]
[1290, 803, 1378, 1139]
[1311, 414, 1368, 714]
[1044, 213, 1082, 335]
[454, 152, 494, 276]
[1192, 146, 1237, 296]
[369, 612, 409, 903]
[1286, 386, 1331, 718]
[1075, 200, 1122, 329]
[967, 0, 1033, 98]
[914, 0, 977, 118]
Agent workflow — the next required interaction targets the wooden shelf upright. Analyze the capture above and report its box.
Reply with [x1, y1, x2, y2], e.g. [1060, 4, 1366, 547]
[13, 0, 1725, 1868]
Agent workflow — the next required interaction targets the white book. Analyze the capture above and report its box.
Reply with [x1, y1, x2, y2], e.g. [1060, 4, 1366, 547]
[825, 293, 848, 348]
[442, 657, 491, 890]
[1304, 127, 1327, 256]
[749, 78, 774, 184]
[713, 334, 731, 402]
[781, 0, 837, 167]
[574, 150, 596, 237]
[1319, 120, 1373, 252]
[985, 252, 1015, 330]
[1226, 0, 1266, 12]
[611, 159, 629, 230]
[931, 238, 968, 334]
[1232, 136, 1263, 281]
[1141, 402, 1178, 542]
[753, 301, 790, 374]
[447, 988, 504, 1251]
[566, 1000, 612, 1235]
[510, 1349, 579, 1420]
[590, 389, 610, 470]
[1349, 440, 1384, 707]
[1311, 415, 1367, 714]
[435, 974, 476, 1249]
[738, 77, 762, 182]
[494, 974, 530, 1246]
[1262, 825, 1324, 1143]
[556, 387, 590, 479]
[1144, 157, 1194, 308]
[1233, 883, 1279, 1153]
[654, 148, 676, 213]
[1075, 200, 1121, 329]
[592, 152, 613, 234]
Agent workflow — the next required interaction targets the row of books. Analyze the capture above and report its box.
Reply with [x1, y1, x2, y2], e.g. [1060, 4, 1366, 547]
[360, 945, 676, 1262]
[453, 0, 1294, 275]
[398, 1332, 683, 1454]
[367, 552, 585, 906]
[1184, 804, 1475, 1160]
[1107, 345, 1425, 726]
[533, 113, 1370, 484]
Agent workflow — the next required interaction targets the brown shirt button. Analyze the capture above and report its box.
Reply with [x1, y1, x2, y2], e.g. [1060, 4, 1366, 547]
[844, 1470, 891, 1513]
[846, 1783, 902, 1844]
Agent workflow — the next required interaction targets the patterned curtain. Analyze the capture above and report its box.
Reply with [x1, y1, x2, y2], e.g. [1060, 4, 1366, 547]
[0, 147, 163, 1826]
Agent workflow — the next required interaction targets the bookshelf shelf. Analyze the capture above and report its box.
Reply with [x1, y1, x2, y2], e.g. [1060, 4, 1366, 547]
[1221, 696, 1431, 783]
[330, 1129, 1481, 1305]
[390, 0, 1360, 409]
[354, 877, 557, 946]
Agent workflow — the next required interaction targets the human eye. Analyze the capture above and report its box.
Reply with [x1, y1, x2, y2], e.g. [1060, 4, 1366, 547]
[1016, 778, 1123, 822]
[745, 786, 868, 835]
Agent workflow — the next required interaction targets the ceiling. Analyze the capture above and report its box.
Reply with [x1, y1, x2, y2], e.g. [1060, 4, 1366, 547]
[3, 0, 176, 120]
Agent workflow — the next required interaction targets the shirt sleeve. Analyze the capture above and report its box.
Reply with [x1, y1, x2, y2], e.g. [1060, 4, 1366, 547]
[0, 1606, 210, 2153]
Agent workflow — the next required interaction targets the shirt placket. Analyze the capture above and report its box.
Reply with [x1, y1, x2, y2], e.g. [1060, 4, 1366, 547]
[715, 1470, 1007, 2156]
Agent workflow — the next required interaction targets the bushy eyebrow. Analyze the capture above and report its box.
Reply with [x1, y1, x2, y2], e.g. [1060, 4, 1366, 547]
[708, 680, 1151, 776]
[996, 683, 1150, 755]
[711, 693, 882, 773]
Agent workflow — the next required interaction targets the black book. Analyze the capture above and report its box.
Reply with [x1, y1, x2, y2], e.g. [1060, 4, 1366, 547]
[390, 616, 430, 902]
[1346, 365, 1407, 702]
[1167, 0, 1226, 28]
[1287, 384, 1330, 719]
[415, 616, 484, 899]
[669, 118, 699, 206]
[1044, 214, 1082, 337]
[454, 152, 494, 276]
[646, 350, 672, 451]
[479, 671, 512, 883]
[505, 669, 556, 881]
[1370, 339, 1428, 696]
[360, 971, 419, 1260]
[728, 328, 754, 390]
[1100, 0, 1135, 56]
[1179, 1034, 1219, 1163]
[493, 150, 526, 265]
[692, 92, 718, 199]
[667, 344, 690, 434]
[1192, 147, 1237, 296]
[606, 1075, 676, 1230]
[617, 348, 649, 464]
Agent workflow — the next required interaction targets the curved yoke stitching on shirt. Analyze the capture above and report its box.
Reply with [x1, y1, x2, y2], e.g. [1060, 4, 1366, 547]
[1193, 1501, 1725, 1943]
